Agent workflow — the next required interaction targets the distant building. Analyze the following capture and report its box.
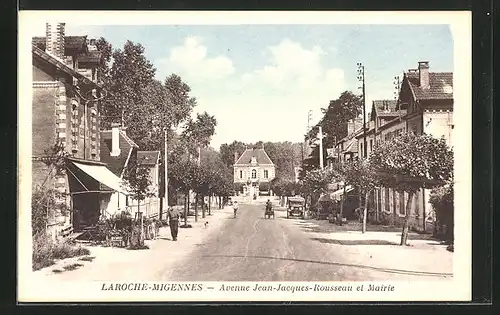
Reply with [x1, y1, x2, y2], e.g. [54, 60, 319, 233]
[233, 147, 276, 197]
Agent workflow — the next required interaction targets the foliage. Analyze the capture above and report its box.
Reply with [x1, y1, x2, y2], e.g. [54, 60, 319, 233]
[429, 183, 454, 242]
[341, 159, 377, 192]
[300, 168, 339, 196]
[369, 132, 454, 245]
[369, 132, 454, 192]
[181, 112, 218, 156]
[31, 187, 69, 236]
[262, 141, 303, 181]
[121, 157, 154, 203]
[32, 234, 90, 271]
[168, 158, 197, 194]
[219, 141, 248, 167]
[94, 37, 113, 85]
[305, 91, 363, 170]
[271, 177, 301, 196]
[233, 182, 244, 193]
[99, 40, 156, 131]
[40, 140, 70, 174]
[259, 182, 270, 191]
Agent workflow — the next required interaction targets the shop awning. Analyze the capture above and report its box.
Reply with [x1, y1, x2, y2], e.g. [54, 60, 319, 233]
[71, 161, 129, 195]
[318, 185, 354, 202]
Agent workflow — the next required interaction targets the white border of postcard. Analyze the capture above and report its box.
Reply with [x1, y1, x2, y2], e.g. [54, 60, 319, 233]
[18, 10, 472, 302]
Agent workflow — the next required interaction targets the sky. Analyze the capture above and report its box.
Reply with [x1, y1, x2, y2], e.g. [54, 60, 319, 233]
[32, 23, 453, 150]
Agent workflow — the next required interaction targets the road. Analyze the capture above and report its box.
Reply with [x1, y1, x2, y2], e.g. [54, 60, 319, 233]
[164, 202, 379, 281]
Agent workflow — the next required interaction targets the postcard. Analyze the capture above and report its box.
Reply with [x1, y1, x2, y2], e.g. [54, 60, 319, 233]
[18, 10, 471, 302]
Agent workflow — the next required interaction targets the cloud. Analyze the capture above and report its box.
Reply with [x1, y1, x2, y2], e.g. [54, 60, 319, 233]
[240, 39, 344, 98]
[157, 36, 235, 82]
[155, 37, 345, 149]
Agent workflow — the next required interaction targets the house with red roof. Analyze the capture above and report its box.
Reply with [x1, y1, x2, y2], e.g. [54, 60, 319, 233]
[31, 23, 127, 237]
[359, 61, 453, 231]
[99, 125, 161, 219]
[233, 146, 275, 197]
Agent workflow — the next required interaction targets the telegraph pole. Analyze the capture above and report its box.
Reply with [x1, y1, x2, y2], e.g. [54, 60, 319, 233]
[163, 128, 168, 219]
[357, 63, 367, 159]
[318, 126, 324, 170]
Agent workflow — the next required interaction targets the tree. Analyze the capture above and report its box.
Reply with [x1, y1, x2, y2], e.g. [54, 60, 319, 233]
[305, 91, 363, 170]
[219, 141, 247, 167]
[181, 112, 218, 156]
[168, 158, 197, 227]
[370, 132, 454, 245]
[100, 40, 156, 131]
[341, 159, 377, 233]
[300, 168, 339, 214]
[94, 37, 113, 86]
[429, 181, 454, 244]
[121, 156, 154, 247]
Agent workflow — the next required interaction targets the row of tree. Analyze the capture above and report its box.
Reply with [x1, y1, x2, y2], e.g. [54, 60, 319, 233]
[264, 88, 454, 246]
[94, 38, 231, 218]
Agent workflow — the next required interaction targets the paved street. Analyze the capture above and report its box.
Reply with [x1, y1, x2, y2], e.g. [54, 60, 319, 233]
[163, 202, 452, 281]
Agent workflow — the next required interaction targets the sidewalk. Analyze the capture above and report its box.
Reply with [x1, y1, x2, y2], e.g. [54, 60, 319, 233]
[288, 218, 453, 278]
[31, 206, 234, 282]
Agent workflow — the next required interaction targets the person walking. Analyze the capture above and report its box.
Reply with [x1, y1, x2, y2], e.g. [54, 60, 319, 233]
[166, 207, 180, 241]
[233, 201, 239, 218]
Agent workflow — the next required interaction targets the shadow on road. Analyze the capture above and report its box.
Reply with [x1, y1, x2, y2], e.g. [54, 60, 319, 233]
[312, 237, 399, 246]
[299, 226, 438, 242]
[203, 254, 452, 277]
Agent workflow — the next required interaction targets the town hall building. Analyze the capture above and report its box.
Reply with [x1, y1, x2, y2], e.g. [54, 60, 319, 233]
[233, 147, 275, 197]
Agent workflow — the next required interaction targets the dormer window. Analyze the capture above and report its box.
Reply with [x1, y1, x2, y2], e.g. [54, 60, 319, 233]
[251, 157, 257, 164]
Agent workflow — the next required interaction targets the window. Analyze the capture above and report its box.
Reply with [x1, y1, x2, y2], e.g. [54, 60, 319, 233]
[369, 139, 373, 153]
[239, 170, 243, 179]
[264, 170, 268, 178]
[251, 169, 257, 179]
[360, 143, 363, 156]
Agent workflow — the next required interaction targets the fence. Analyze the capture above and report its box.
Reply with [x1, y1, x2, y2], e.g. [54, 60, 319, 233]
[125, 198, 160, 219]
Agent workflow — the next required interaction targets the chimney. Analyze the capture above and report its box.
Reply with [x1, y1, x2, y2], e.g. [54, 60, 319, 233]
[418, 61, 430, 89]
[110, 123, 121, 157]
[45, 23, 65, 60]
[234, 152, 239, 164]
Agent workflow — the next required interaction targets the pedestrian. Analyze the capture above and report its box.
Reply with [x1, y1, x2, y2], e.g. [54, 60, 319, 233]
[166, 207, 180, 241]
[233, 201, 239, 218]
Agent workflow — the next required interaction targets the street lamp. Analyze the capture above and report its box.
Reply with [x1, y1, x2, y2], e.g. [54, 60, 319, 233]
[357, 62, 367, 159]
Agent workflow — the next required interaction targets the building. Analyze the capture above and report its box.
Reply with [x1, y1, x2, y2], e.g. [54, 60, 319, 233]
[233, 147, 276, 197]
[356, 61, 453, 231]
[99, 125, 161, 219]
[98, 124, 139, 218]
[136, 150, 161, 218]
[32, 23, 126, 236]
[326, 118, 364, 166]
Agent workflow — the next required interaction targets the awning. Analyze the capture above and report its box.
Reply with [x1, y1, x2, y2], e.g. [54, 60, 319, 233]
[318, 185, 354, 202]
[72, 161, 129, 195]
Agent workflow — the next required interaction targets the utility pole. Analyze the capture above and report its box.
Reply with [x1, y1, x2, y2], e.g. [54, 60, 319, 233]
[357, 62, 367, 159]
[163, 128, 168, 219]
[318, 126, 324, 170]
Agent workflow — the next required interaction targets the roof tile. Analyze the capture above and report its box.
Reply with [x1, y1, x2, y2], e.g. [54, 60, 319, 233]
[235, 148, 274, 165]
[407, 72, 453, 100]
